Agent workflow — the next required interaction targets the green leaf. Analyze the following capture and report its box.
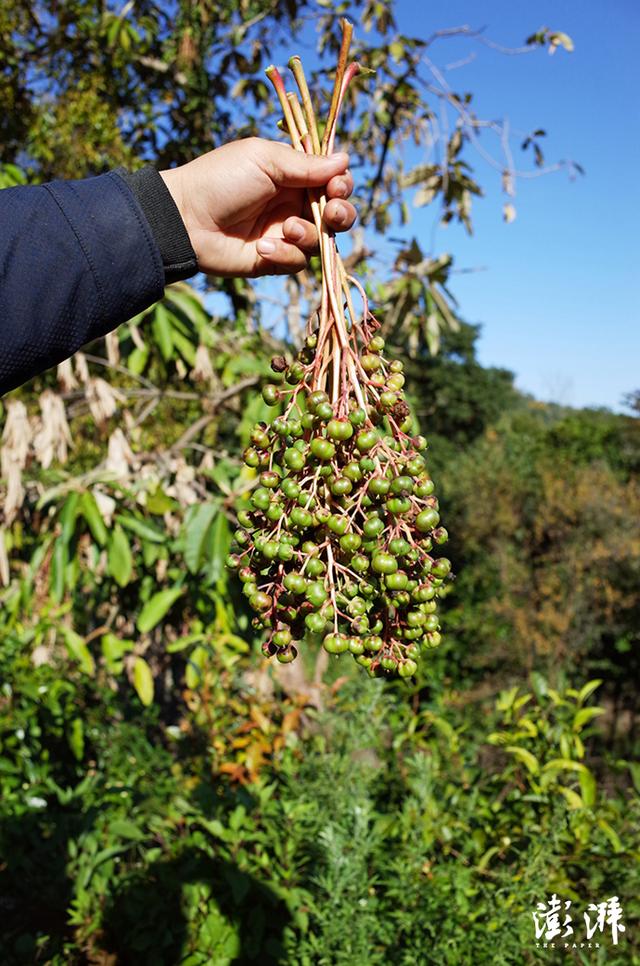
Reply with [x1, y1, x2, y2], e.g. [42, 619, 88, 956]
[145, 488, 178, 515]
[107, 525, 133, 587]
[80, 491, 108, 546]
[101, 633, 134, 673]
[505, 745, 539, 775]
[51, 537, 68, 602]
[577, 679, 602, 705]
[137, 585, 184, 633]
[629, 762, 640, 796]
[559, 786, 583, 810]
[166, 632, 205, 654]
[109, 819, 145, 841]
[61, 628, 95, 676]
[133, 656, 154, 706]
[572, 706, 605, 732]
[127, 345, 149, 375]
[68, 718, 85, 761]
[204, 512, 231, 584]
[579, 769, 596, 808]
[185, 644, 208, 689]
[184, 502, 219, 574]
[597, 819, 622, 853]
[152, 303, 173, 361]
[59, 492, 80, 545]
[116, 514, 166, 544]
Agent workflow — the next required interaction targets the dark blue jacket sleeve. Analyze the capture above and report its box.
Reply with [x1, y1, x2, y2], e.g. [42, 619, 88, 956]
[0, 171, 165, 396]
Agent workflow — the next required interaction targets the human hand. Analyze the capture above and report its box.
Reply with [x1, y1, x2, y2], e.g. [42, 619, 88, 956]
[160, 137, 356, 278]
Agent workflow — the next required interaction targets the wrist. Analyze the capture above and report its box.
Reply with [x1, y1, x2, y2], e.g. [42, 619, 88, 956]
[118, 165, 197, 284]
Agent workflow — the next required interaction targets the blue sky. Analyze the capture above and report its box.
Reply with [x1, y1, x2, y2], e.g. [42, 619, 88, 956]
[256, 0, 639, 412]
[389, 0, 640, 412]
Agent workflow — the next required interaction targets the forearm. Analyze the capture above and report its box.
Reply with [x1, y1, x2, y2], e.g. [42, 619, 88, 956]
[0, 169, 194, 396]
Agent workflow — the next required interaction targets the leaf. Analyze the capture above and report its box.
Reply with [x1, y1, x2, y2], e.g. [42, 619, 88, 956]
[80, 491, 108, 546]
[577, 679, 602, 705]
[145, 489, 178, 515]
[389, 40, 404, 63]
[572, 706, 605, 732]
[133, 656, 154, 706]
[127, 345, 149, 375]
[152, 304, 173, 361]
[185, 644, 208, 689]
[68, 718, 84, 761]
[116, 514, 166, 544]
[559, 786, 583, 810]
[166, 632, 205, 654]
[101, 633, 134, 673]
[59, 492, 80, 544]
[597, 819, 622, 853]
[109, 819, 145, 841]
[107, 525, 133, 587]
[51, 537, 68, 603]
[204, 512, 231, 584]
[137, 585, 185, 633]
[579, 769, 597, 808]
[184, 502, 219, 574]
[61, 628, 95, 676]
[506, 745, 539, 775]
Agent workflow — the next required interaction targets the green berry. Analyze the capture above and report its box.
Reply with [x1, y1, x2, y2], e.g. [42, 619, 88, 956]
[290, 507, 313, 529]
[344, 461, 362, 482]
[327, 419, 353, 441]
[250, 591, 272, 611]
[305, 612, 327, 633]
[356, 430, 377, 452]
[316, 401, 334, 421]
[306, 558, 326, 577]
[398, 659, 418, 678]
[306, 582, 328, 607]
[284, 447, 306, 471]
[388, 537, 410, 556]
[431, 558, 451, 578]
[351, 553, 370, 573]
[340, 532, 362, 553]
[330, 477, 353, 496]
[281, 478, 301, 499]
[262, 384, 279, 405]
[368, 478, 390, 497]
[415, 508, 440, 532]
[328, 514, 349, 535]
[243, 447, 261, 468]
[371, 553, 398, 575]
[310, 437, 336, 461]
[251, 488, 271, 511]
[363, 516, 384, 538]
[323, 633, 349, 654]
[385, 571, 408, 590]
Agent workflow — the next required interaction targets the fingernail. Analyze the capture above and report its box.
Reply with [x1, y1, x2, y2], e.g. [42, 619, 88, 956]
[257, 239, 276, 255]
[330, 152, 349, 166]
[333, 203, 347, 223]
[288, 223, 304, 241]
[335, 179, 349, 198]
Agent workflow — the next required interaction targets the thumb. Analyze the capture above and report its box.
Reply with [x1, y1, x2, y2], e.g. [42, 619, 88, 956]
[265, 141, 350, 188]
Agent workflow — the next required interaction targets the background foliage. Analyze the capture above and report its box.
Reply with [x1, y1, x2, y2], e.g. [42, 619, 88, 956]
[0, 1, 638, 963]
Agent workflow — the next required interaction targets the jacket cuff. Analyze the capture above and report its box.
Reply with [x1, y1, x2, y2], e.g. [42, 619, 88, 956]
[116, 166, 198, 284]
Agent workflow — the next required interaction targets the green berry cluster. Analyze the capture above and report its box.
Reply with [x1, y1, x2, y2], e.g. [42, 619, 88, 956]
[227, 330, 451, 679]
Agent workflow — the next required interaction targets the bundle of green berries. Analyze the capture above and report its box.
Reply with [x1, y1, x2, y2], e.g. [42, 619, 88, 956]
[226, 21, 451, 679]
